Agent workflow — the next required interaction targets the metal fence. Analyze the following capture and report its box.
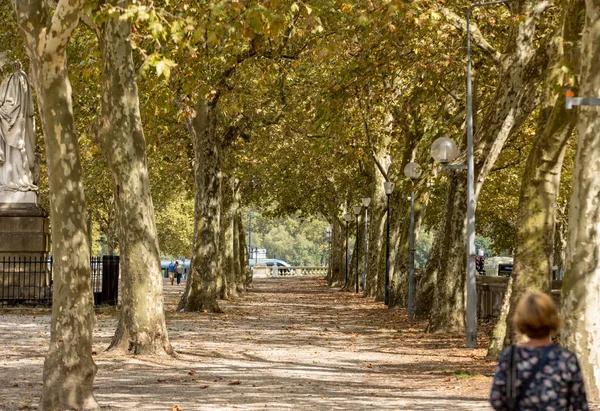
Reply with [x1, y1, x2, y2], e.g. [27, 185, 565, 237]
[0, 256, 52, 307]
[0, 255, 119, 308]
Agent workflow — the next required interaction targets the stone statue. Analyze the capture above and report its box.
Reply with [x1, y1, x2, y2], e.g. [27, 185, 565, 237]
[0, 61, 38, 193]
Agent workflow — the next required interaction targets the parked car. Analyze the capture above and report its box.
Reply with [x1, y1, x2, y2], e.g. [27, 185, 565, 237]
[249, 259, 290, 268]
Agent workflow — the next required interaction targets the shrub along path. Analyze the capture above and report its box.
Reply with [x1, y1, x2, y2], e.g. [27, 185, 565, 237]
[1, 276, 500, 410]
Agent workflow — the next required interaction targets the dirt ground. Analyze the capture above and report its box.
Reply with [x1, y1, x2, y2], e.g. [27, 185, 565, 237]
[0, 276, 595, 410]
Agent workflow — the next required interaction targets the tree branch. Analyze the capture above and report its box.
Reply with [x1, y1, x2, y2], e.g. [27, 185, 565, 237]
[437, 6, 503, 63]
[44, 0, 86, 55]
[12, 0, 46, 39]
[372, 154, 389, 181]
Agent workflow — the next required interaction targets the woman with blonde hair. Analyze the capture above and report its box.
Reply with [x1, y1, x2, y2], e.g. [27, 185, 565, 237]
[490, 291, 588, 410]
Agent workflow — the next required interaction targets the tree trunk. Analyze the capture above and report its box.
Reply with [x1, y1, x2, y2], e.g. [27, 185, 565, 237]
[233, 182, 246, 293]
[427, 173, 469, 332]
[104, 204, 118, 255]
[180, 97, 224, 312]
[329, 215, 345, 287]
[220, 174, 236, 299]
[415, 221, 443, 318]
[389, 195, 410, 308]
[366, 157, 391, 298]
[95, 0, 172, 356]
[12, 1, 100, 408]
[389, 115, 422, 308]
[425, 0, 550, 332]
[347, 219, 363, 293]
[381, 190, 402, 306]
[561, 0, 600, 401]
[368, 201, 386, 299]
[553, 202, 569, 276]
[391, 187, 429, 308]
[486, 0, 583, 357]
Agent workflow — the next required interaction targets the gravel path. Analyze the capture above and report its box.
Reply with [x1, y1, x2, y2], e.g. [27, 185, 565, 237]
[1, 276, 500, 410]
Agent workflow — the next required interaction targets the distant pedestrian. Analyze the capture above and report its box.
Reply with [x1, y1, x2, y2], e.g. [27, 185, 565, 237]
[168, 260, 176, 285]
[175, 261, 183, 285]
[490, 291, 588, 410]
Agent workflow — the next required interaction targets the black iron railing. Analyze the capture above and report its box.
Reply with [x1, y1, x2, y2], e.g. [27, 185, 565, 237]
[0, 255, 119, 307]
[0, 256, 52, 307]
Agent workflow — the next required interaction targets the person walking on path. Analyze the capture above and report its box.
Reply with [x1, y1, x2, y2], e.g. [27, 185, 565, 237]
[490, 291, 588, 410]
[175, 261, 183, 285]
[168, 260, 176, 285]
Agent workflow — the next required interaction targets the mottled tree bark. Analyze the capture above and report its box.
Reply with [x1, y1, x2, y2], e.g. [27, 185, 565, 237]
[328, 215, 345, 287]
[220, 174, 236, 299]
[180, 98, 224, 312]
[415, 223, 443, 318]
[427, 173, 469, 332]
[426, 0, 550, 332]
[94, 0, 172, 356]
[561, 0, 600, 401]
[367, 200, 386, 299]
[236, 212, 251, 288]
[553, 205, 568, 274]
[366, 146, 392, 299]
[347, 219, 363, 292]
[487, 0, 582, 358]
[391, 188, 429, 308]
[233, 181, 246, 293]
[12, 0, 99, 408]
[389, 111, 423, 308]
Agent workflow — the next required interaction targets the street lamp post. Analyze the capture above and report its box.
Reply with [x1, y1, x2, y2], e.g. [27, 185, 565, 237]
[326, 226, 332, 268]
[429, 0, 512, 349]
[353, 205, 362, 293]
[403, 162, 422, 319]
[343, 213, 352, 288]
[383, 181, 395, 306]
[248, 212, 253, 259]
[362, 197, 371, 295]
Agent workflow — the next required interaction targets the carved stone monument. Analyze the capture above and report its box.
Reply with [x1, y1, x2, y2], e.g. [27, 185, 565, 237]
[0, 61, 49, 260]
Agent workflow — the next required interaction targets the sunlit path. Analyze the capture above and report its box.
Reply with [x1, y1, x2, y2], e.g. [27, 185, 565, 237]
[0, 276, 500, 410]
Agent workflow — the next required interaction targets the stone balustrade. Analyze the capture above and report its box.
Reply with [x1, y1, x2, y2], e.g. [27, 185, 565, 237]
[269, 266, 328, 277]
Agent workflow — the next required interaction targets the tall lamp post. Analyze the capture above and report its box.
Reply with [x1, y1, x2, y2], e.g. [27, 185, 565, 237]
[247, 212, 253, 259]
[343, 212, 352, 288]
[429, 0, 512, 349]
[353, 205, 362, 293]
[326, 226, 332, 268]
[362, 197, 371, 295]
[383, 181, 395, 306]
[404, 162, 422, 319]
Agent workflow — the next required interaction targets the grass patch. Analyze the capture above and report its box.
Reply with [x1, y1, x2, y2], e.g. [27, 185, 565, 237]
[439, 368, 480, 379]
[454, 369, 478, 379]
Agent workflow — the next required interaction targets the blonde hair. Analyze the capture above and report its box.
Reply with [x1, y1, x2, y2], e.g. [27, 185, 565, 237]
[513, 291, 562, 339]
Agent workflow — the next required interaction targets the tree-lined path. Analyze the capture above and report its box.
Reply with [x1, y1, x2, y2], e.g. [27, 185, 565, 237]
[0, 276, 497, 410]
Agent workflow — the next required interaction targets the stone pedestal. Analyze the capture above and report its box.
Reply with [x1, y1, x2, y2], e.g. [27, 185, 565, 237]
[0, 200, 51, 304]
[0, 201, 50, 260]
[252, 264, 269, 278]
